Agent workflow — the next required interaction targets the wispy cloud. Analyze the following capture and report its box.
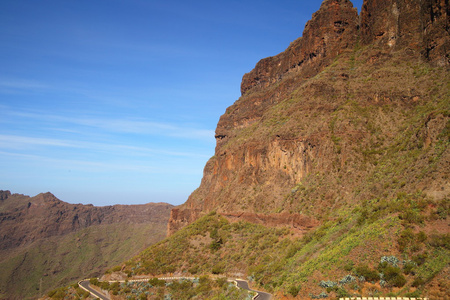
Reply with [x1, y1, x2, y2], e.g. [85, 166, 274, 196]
[9, 110, 215, 141]
[0, 134, 209, 158]
[0, 78, 50, 93]
[0, 150, 201, 175]
[0, 134, 77, 148]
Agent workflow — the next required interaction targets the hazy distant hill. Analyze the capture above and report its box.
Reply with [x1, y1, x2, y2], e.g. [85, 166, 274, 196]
[0, 190, 172, 299]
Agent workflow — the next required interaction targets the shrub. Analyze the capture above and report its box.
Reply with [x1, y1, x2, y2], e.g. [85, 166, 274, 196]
[406, 290, 422, 298]
[400, 209, 424, 224]
[319, 280, 337, 288]
[398, 229, 415, 252]
[188, 266, 199, 274]
[412, 277, 425, 287]
[339, 275, 356, 285]
[148, 277, 165, 287]
[403, 261, 416, 275]
[416, 231, 428, 243]
[209, 239, 222, 251]
[355, 265, 379, 282]
[380, 255, 399, 266]
[429, 233, 450, 249]
[288, 285, 300, 297]
[215, 277, 228, 288]
[212, 264, 224, 274]
[336, 287, 350, 298]
[381, 264, 406, 287]
[412, 252, 428, 265]
[344, 260, 354, 272]
[309, 292, 328, 299]
[48, 288, 66, 299]
[111, 265, 122, 272]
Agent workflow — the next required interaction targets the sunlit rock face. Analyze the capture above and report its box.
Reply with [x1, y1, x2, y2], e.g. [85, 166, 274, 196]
[168, 0, 450, 235]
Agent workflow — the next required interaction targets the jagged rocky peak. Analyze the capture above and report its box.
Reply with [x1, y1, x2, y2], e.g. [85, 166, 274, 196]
[240, 0, 359, 95]
[241, 0, 449, 96]
[0, 190, 11, 200]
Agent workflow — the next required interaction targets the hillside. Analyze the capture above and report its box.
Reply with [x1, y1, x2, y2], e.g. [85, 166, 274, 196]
[0, 190, 173, 299]
[46, 0, 448, 299]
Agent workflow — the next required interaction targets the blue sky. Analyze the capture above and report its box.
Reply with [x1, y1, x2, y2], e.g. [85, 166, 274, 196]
[0, 0, 363, 206]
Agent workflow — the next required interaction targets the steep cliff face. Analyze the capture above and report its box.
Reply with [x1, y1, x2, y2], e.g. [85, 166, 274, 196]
[240, 0, 359, 95]
[360, 0, 449, 65]
[168, 0, 449, 235]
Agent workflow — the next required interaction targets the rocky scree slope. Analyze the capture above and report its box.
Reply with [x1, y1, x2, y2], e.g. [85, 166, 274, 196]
[0, 190, 172, 299]
[168, 0, 449, 234]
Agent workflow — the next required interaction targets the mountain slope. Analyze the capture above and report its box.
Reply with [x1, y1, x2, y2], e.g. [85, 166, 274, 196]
[168, 0, 449, 235]
[0, 191, 172, 299]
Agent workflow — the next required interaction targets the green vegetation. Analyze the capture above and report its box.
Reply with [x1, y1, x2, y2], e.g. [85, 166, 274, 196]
[0, 222, 167, 299]
[81, 204, 445, 299]
[85, 276, 253, 300]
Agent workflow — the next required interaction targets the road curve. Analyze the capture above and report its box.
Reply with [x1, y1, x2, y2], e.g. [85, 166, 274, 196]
[78, 280, 110, 300]
[235, 279, 272, 300]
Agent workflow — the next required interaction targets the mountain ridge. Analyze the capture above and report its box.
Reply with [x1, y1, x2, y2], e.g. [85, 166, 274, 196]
[0, 190, 173, 299]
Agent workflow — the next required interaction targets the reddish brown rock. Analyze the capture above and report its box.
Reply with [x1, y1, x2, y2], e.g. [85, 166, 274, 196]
[360, 0, 449, 65]
[240, 0, 359, 95]
[167, 208, 202, 235]
[0, 191, 173, 250]
[168, 0, 450, 235]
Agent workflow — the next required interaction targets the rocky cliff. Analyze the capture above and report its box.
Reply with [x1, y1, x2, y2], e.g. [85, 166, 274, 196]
[0, 190, 173, 299]
[168, 0, 449, 234]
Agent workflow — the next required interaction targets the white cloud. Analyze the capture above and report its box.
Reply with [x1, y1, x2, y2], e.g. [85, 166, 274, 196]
[0, 134, 209, 158]
[0, 78, 50, 92]
[8, 110, 215, 141]
[0, 134, 77, 148]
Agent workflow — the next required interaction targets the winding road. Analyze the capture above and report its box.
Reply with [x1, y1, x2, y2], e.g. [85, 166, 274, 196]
[78, 280, 109, 300]
[79, 277, 272, 300]
[235, 279, 272, 300]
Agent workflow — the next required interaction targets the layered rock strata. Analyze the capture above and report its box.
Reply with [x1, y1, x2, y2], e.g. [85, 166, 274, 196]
[168, 0, 449, 234]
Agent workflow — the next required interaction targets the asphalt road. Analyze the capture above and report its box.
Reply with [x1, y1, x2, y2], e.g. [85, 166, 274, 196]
[78, 280, 110, 300]
[235, 279, 272, 300]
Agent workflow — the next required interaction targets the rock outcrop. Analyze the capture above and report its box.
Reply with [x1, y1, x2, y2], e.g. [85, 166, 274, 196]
[240, 0, 359, 96]
[360, 0, 449, 65]
[168, 0, 449, 235]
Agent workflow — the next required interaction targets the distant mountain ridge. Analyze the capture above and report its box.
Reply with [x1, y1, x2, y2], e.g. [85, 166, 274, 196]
[0, 190, 173, 299]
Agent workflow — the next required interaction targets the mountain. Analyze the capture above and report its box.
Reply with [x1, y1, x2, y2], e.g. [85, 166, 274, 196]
[168, 0, 449, 234]
[0, 190, 173, 299]
[46, 0, 448, 299]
